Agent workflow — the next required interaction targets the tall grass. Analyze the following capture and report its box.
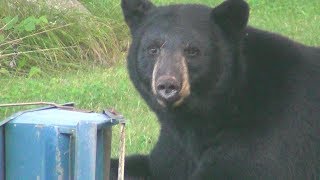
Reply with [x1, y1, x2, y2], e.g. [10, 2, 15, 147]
[0, 0, 128, 76]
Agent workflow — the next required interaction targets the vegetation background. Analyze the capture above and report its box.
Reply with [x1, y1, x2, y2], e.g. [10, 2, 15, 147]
[0, 0, 319, 156]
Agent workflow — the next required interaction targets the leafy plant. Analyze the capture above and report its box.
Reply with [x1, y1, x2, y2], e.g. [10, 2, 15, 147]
[0, 15, 50, 76]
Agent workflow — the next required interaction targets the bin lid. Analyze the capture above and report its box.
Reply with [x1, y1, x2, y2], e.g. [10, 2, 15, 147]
[1, 106, 124, 127]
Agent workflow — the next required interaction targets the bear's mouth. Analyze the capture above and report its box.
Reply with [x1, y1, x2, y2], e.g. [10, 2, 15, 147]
[156, 95, 186, 108]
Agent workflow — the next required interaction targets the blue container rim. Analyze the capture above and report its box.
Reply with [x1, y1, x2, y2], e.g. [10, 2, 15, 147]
[0, 105, 125, 127]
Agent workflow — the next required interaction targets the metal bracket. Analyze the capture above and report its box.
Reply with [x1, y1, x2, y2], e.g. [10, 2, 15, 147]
[102, 109, 126, 124]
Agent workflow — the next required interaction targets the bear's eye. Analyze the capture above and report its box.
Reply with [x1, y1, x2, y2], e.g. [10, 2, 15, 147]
[184, 47, 200, 57]
[148, 47, 160, 55]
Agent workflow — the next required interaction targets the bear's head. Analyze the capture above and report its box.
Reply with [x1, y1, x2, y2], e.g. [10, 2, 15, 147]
[122, 0, 249, 113]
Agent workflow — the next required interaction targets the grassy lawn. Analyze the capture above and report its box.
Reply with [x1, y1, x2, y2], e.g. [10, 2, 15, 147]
[0, 0, 319, 157]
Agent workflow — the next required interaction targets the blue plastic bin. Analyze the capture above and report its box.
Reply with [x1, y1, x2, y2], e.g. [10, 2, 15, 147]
[0, 106, 122, 180]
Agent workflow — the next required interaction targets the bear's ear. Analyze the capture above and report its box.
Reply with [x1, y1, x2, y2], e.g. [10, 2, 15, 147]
[211, 0, 249, 39]
[121, 0, 155, 32]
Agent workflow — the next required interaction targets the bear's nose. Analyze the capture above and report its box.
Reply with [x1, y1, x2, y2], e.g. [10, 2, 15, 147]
[156, 76, 181, 103]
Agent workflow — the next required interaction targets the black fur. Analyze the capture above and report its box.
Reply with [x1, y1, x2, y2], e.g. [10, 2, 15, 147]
[111, 0, 320, 179]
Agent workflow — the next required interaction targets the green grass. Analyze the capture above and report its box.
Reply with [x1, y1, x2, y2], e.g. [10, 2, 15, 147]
[0, 0, 319, 157]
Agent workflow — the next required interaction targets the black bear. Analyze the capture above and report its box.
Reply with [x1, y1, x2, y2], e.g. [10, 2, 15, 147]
[111, 0, 320, 179]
